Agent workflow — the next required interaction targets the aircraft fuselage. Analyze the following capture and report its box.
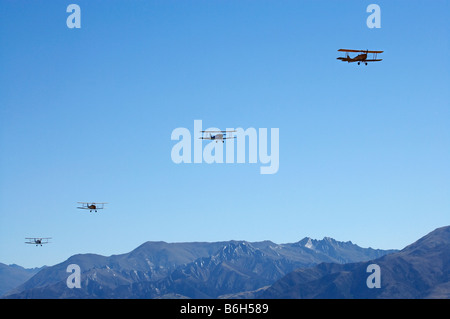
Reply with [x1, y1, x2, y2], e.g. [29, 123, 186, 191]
[352, 53, 367, 62]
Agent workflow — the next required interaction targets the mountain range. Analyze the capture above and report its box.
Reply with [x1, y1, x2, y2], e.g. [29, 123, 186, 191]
[0, 263, 42, 296]
[258, 225, 450, 298]
[2, 236, 395, 298]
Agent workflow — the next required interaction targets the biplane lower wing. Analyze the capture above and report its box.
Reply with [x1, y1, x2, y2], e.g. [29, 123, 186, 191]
[25, 241, 50, 244]
[199, 136, 236, 139]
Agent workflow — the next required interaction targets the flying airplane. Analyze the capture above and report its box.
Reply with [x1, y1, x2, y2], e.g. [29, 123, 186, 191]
[25, 237, 51, 246]
[337, 49, 383, 65]
[77, 202, 107, 212]
[200, 130, 236, 143]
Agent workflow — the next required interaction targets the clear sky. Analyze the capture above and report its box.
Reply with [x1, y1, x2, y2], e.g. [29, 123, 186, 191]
[0, 0, 449, 268]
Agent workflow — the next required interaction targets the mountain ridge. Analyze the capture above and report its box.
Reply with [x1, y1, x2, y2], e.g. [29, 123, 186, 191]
[0, 263, 43, 296]
[258, 226, 450, 299]
[2, 236, 396, 298]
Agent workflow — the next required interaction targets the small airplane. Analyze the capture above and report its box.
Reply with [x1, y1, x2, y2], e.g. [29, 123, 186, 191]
[25, 237, 51, 246]
[337, 49, 383, 65]
[77, 202, 107, 212]
[199, 130, 236, 143]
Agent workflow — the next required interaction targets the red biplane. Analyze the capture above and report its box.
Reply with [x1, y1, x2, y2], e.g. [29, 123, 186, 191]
[337, 49, 383, 65]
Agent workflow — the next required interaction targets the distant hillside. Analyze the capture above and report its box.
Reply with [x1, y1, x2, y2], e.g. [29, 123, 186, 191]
[0, 263, 43, 296]
[2, 237, 395, 299]
[259, 226, 450, 299]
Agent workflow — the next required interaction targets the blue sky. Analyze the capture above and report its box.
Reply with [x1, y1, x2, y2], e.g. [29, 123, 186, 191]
[0, 0, 449, 268]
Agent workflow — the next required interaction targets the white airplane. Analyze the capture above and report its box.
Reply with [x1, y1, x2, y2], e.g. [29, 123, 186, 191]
[199, 130, 236, 143]
[25, 237, 51, 246]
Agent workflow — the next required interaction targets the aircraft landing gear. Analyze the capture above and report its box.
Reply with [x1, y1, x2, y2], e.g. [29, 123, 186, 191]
[365, 62, 368, 65]
[358, 62, 360, 65]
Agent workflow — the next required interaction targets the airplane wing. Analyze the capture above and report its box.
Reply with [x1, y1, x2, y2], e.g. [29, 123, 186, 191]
[25, 237, 51, 242]
[338, 49, 361, 52]
[338, 49, 383, 53]
[201, 130, 236, 133]
[26, 241, 51, 244]
[364, 59, 383, 62]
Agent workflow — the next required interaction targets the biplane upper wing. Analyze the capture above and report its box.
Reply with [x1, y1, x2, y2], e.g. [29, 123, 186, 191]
[25, 237, 52, 243]
[200, 130, 237, 133]
[338, 49, 383, 53]
[77, 202, 107, 204]
[338, 49, 361, 53]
